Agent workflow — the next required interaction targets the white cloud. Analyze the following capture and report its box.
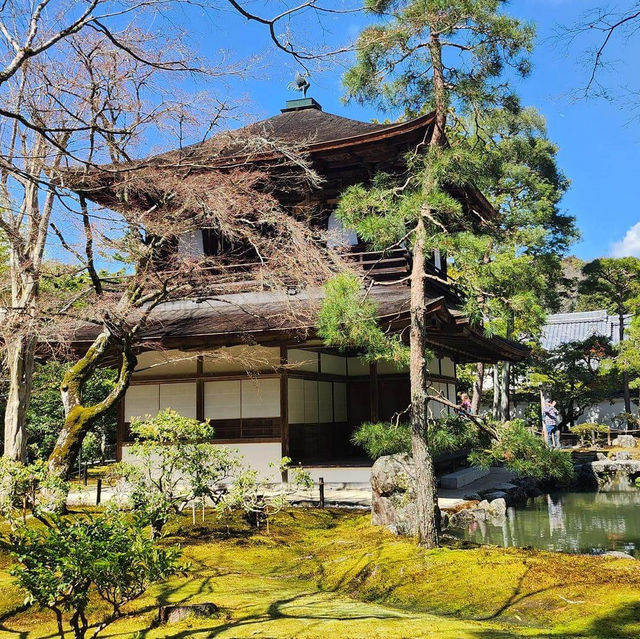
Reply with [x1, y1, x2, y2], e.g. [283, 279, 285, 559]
[611, 221, 640, 257]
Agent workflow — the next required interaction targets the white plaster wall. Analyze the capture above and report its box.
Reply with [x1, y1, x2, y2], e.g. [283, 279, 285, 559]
[512, 399, 629, 426]
[203, 345, 280, 374]
[178, 230, 204, 258]
[204, 380, 241, 419]
[334, 382, 347, 422]
[288, 348, 319, 372]
[122, 441, 283, 479]
[321, 352, 347, 376]
[377, 359, 409, 374]
[133, 349, 198, 378]
[288, 378, 305, 423]
[327, 211, 358, 248]
[440, 357, 455, 378]
[579, 400, 627, 425]
[347, 357, 369, 376]
[242, 378, 280, 418]
[218, 442, 283, 478]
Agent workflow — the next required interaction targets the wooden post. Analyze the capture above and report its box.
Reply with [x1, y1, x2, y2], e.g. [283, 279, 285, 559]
[83, 464, 88, 486]
[280, 346, 289, 482]
[96, 478, 102, 506]
[196, 355, 205, 423]
[319, 477, 325, 509]
[369, 362, 379, 422]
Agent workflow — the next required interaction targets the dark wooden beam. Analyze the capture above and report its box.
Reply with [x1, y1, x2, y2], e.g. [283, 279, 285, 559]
[196, 355, 204, 422]
[280, 346, 290, 465]
[369, 362, 379, 422]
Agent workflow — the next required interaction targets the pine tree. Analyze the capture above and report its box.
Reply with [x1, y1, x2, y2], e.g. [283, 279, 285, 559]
[334, 0, 535, 547]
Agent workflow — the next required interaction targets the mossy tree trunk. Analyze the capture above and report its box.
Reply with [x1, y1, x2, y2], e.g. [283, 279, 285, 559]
[48, 329, 137, 479]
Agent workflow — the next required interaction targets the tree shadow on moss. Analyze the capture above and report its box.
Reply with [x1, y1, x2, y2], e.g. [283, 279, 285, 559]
[572, 601, 640, 639]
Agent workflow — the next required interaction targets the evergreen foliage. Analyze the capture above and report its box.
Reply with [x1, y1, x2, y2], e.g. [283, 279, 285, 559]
[469, 419, 574, 483]
[318, 273, 409, 365]
[524, 335, 620, 426]
[353, 415, 483, 460]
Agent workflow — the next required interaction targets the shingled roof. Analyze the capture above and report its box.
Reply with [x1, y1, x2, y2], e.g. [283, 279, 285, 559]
[540, 310, 632, 350]
[63, 283, 528, 364]
[223, 100, 388, 147]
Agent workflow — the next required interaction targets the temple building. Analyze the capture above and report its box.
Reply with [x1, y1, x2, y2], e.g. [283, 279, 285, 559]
[71, 97, 528, 482]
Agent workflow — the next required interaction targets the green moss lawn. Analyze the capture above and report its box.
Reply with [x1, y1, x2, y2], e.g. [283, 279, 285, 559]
[1, 508, 639, 638]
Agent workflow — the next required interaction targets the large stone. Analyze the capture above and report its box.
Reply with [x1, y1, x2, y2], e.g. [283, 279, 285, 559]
[612, 435, 637, 448]
[482, 490, 508, 502]
[590, 458, 640, 491]
[440, 466, 490, 489]
[602, 551, 636, 560]
[158, 603, 219, 624]
[371, 454, 419, 536]
[487, 497, 507, 517]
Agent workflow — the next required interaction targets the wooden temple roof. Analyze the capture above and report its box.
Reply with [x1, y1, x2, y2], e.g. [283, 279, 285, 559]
[61, 99, 496, 219]
[66, 284, 528, 364]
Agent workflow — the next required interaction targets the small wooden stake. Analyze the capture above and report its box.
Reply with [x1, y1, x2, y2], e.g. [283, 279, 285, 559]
[319, 477, 325, 509]
[96, 478, 102, 505]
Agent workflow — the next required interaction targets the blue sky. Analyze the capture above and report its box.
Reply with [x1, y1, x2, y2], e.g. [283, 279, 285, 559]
[169, 0, 640, 262]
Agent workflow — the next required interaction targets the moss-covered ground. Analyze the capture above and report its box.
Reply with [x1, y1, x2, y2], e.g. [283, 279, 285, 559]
[0, 508, 639, 638]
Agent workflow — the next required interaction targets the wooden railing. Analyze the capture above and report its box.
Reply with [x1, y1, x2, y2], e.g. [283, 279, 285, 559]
[344, 247, 412, 283]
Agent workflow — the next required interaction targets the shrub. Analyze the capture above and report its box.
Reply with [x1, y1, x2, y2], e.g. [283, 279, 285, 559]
[0, 459, 69, 523]
[9, 512, 183, 639]
[219, 458, 313, 533]
[569, 422, 609, 446]
[109, 409, 239, 537]
[470, 419, 574, 483]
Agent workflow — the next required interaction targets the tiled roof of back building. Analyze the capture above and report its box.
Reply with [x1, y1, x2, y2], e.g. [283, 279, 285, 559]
[540, 310, 632, 350]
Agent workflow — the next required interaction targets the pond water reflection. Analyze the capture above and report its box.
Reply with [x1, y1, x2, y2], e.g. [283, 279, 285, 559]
[449, 491, 640, 557]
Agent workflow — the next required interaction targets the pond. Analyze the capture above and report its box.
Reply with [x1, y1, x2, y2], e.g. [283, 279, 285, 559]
[449, 491, 640, 558]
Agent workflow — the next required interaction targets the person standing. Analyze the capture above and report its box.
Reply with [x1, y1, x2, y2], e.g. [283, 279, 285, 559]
[543, 399, 560, 448]
[458, 393, 472, 415]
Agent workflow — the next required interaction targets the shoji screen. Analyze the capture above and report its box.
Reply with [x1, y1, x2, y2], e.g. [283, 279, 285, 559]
[124, 385, 160, 422]
[242, 378, 280, 418]
[204, 380, 241, 420]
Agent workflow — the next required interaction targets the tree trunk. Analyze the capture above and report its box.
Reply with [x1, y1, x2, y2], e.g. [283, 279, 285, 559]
[48, 330, 137, 479]
[402, 28, 449, 548]
[492, 365, 500, 420]
[3, 334, 37, 461]
[500, 361, 510, 421]
[409, 217, 439, 548]
[471, 362, 484, 415]
[619, 308, 631, 413]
